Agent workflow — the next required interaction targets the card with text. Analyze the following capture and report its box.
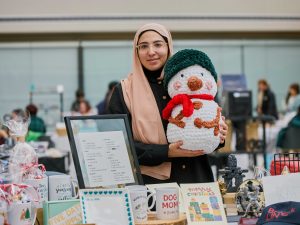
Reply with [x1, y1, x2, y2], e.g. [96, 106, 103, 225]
[181, 182, 227, 225]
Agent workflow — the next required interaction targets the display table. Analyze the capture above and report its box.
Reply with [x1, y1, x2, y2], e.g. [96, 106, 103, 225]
[135, 212, 187, 225]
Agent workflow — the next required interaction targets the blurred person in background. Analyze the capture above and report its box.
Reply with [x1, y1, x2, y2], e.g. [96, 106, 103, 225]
[25, 104, 46, 141]
[73, 99, 96, 116]
[11, 108, 26, 120]
[70, 89, 85, 113]
[257, 79, 278, 119]
[277, 104, 300, 148]
[284, 83, 300, 113]
[96, 81, 119, 114]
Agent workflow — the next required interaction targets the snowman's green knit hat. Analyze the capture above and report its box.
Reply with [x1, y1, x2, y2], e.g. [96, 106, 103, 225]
[163, 49, 217, 89]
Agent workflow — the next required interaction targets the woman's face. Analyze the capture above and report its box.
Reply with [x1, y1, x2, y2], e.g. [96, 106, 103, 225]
[79, 102, 88, 114]
[290, 87, 297, 96]
[137, 31, 169, 71]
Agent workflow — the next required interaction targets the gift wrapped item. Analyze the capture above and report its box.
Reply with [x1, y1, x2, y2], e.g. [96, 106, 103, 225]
[23, 164, 48, 208]
[0, 183, 39, 225]
[3, 111, 38, 183]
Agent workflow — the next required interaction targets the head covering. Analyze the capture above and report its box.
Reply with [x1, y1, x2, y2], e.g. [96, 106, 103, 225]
[257, 201, 300, 225]
[121, 23, 173, 180]
[164, 49, 217, 89]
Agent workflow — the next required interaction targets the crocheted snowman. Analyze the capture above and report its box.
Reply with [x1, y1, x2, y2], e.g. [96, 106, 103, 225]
[162, 49, 222, 154]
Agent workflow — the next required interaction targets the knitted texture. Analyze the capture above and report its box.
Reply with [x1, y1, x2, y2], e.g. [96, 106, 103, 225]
[164, 49, 217, 89]
[166, 99, 221, 153]
[163, 49, 221, 153]
[167, 65, 218, 98]
[162, 94, 214, 120]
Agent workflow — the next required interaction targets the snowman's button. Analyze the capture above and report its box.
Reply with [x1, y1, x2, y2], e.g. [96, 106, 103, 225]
[163, 96, 167, 100]
[182, 164, 186, 169]
[158, 81, 162, 85]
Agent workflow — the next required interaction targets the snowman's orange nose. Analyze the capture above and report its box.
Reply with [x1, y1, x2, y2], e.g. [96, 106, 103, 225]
[187, 76, 202, 91]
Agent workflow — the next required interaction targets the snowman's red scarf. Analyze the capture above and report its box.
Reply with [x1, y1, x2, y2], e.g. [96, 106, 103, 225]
[162, 94, 214, 120]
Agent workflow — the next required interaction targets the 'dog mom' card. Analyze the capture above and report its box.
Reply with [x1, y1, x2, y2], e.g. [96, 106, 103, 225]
[181, 182, 227, 225]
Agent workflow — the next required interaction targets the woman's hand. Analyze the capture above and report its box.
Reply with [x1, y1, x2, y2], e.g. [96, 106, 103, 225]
[220, 116, 228, 144]
[168, 141, 205, 158]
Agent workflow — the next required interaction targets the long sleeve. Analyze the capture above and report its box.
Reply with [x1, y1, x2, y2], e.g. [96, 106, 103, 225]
[267, 91, 278, 119]
[107, 84, 169, 166]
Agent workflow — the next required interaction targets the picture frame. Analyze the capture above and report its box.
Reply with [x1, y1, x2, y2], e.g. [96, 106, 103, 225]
[79, 188, 134, 225]
[43, 199, 82, 225]
[64, 114, 142, 188]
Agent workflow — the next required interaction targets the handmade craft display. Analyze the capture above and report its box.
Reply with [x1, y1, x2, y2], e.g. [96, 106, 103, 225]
[0, 184, 39, 225]
[219, 154, 248, 192]
[163, 49, 222, 153]
[79, 188, 134, 225]
[0, 110, 49, 225]
[236, 179, 265, 218]
[43, 199, 82, 225]
[3, 111, 38, 184]
[181, 182, 227, 225]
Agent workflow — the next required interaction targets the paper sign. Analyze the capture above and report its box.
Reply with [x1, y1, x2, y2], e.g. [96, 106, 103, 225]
[181, 182, 227, 225]
[262, 173, 300, 206]
[78, 131, 135, 187]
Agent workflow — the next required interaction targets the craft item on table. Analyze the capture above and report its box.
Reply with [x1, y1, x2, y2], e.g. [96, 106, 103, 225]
[22, 163, 47, 208]
[0, 196, 8, 225]
[126, 185, 155, 223]
[43, 199, 82, 225]
[262, 173, 300, 206]
[238, 217, 258, 225]
[217, 180, 227, 196]
[146, 183, 184, 213]
[162, 49, 222, 153]
[236, 179, 264, 218]
[256, 201, 300, 225]
[219, 154, 248, 192]
[24, 176, 48, 208]
[281, 165, 290, 175]
[0, 183, 39, 225]
[3, 112, 38, 184]
[181, 182, 227, 225]
[48, 174, 78, 201]
[154, 187, 180, 220]
[222, 193, 238, 216]
[79, 188, 134, 225]
[135, 212, 187, 225]
[253, 166, 270, 180]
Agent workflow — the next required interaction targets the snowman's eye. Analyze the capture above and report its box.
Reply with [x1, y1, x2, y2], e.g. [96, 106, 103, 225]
[180, 74, 184, 78]
[201, 73, 204, 76]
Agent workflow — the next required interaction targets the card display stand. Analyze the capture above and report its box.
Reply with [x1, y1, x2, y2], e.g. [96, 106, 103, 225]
[135, 212, 187, 225]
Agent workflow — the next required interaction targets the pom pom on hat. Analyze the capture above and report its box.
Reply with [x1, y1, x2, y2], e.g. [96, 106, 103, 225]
[164, 49, 217, 89]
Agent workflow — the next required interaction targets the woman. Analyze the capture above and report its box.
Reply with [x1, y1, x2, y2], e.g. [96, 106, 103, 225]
[257, 79, 278, 119]
[107, 23, 228, 184]
[285, 83, 300, 112]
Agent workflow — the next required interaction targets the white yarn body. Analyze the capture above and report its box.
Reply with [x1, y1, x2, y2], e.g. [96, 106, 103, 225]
[166, 99, 221, 153]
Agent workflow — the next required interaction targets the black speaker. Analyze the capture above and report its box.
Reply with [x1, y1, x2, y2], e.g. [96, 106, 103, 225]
[224, 90, 252, 119]
[223, 90, 252, 151]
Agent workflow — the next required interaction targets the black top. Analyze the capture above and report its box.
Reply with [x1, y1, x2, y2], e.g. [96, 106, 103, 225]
[107, 68, 223, 184]
[260, 89, 278, 120]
